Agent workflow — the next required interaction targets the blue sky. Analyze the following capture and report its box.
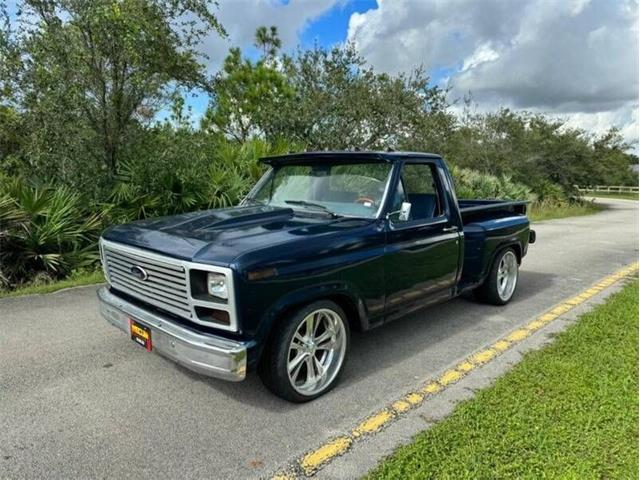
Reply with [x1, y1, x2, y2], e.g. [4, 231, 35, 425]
[299, 0, 377, 49]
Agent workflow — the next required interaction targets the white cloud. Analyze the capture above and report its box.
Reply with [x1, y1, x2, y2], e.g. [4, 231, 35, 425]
[199, 0, 342, 71]
[560, 104, 639, 147]
[347, 0, 639, 149]
[461, 43, 500, 72]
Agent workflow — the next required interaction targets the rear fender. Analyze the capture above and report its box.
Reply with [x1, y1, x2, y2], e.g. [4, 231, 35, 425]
[483, 241, 523, 281]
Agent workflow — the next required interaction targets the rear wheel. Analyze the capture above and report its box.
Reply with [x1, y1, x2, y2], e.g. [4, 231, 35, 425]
[259, 300, 350, 402]
[474, 248, 519, 305]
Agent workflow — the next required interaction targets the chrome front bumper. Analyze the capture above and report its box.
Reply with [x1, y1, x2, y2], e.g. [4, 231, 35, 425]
[98, 287, 247, 381]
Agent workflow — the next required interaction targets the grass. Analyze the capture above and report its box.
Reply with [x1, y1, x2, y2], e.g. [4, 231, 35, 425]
[582, 191, 639, 201]
[367, 280, 639, 480]
[529, 200, 605, 222]
[0, 270, 104, 298]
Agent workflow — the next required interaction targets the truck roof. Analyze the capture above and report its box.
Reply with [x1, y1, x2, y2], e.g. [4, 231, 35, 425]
[259, 150, 442, 165]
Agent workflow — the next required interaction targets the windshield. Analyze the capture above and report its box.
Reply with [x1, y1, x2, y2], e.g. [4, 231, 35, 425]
[249, 162, 393, 218]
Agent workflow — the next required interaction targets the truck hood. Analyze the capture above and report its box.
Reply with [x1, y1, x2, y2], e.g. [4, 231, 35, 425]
[102, 205, 373, 267]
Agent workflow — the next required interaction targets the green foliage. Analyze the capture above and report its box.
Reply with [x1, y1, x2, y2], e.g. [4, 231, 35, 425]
[529, 198, 605, 222]
[202, 47, 293, 141]
[446, 108, 637, 196]
[0, 176, 103, 287]
[254, 25, 282, 61]
[262, 44, 453, 151]
[107, 135, 296, 221]
[450, 166, 532, 200]
[1, 0, 225, 183]
[0, 269, 104, 298]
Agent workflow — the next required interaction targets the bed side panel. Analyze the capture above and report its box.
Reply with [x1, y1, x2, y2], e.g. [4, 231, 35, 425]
[461, 216, 530, 287]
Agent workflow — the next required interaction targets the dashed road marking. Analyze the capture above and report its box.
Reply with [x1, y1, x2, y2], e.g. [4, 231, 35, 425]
[352, 410, 395, 439]
[469, 348, 497, 365]
[271, 262, 638, 479]
[299, 437, 352, 475]
[492, 339, 511, 352]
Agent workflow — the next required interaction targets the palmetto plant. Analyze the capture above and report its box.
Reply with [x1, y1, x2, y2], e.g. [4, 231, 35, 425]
[0, 179, 102, 287]
[109, 160, 164, 222]
[0, 193, 26, 286]
[109, 138, 296, 218]
[451, 166, 533, 201]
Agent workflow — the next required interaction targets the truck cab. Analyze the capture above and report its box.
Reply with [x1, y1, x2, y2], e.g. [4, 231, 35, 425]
[98, 152, 534, 401]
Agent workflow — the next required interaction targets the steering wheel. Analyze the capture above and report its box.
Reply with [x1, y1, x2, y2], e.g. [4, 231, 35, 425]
[354, 196, 376, 207]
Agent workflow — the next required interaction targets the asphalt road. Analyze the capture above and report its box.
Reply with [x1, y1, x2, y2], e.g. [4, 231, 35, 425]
[1, 198, 637, 479]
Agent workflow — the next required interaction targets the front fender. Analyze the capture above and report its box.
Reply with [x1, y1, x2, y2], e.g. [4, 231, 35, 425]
[250, 281, 367, 364]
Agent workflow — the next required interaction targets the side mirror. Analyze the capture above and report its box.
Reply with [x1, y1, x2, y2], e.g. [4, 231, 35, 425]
[399, 202, 412, 221]
[387, 202, 412, 222]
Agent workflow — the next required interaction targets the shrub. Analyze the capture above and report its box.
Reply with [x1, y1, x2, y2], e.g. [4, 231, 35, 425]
[450, 166, 533, 200]
[0, 177, 103, 288]
[108, 135, 297, 221]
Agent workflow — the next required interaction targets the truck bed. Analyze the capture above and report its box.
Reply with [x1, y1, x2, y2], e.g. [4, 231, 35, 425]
[458, 199, 531, 291]
[458, 199, 528, 224]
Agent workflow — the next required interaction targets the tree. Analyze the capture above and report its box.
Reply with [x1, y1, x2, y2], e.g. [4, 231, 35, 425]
[254, 25, 281, 62]
[262, 44, 452, 151]
[202, 46, 292, 141]
[444, 108, 638, 198]
[1, 0, 225, 180]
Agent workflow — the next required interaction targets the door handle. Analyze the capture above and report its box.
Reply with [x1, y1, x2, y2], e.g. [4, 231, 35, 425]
[443, 226, 458, 232]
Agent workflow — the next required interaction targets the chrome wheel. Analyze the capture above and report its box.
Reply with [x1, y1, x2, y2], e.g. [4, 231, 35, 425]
[287, 308, 347, 396]
[497, 250, 518, 301]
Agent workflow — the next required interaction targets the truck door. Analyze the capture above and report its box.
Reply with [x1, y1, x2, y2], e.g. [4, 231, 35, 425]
[384, 161, 461, 320]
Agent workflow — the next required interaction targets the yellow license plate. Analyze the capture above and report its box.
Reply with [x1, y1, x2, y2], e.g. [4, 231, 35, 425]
[129, 319, 152, 351]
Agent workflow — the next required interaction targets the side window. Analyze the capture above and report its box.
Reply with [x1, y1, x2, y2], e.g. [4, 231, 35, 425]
[395, 163, 444, 221]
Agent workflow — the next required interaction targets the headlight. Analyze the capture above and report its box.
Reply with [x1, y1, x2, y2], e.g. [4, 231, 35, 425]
[207, 272, 228, 299]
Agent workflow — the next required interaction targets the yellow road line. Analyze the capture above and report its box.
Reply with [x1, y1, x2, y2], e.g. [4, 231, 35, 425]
[299, 436, 352, 475]
[439, 369, 463, 385]
[469, 348, 497, 365]
[391, 399, 411, 414]
[420, 381, 443, 395]
[456, 361, 475, 373]
[272, 474, 296, 480]
[404, 392, 424, 406]
[352, 410, 395, 438]
[271, 262, 638, 479]
[506, 328, 530, 342]
[492, 339, 511, 352]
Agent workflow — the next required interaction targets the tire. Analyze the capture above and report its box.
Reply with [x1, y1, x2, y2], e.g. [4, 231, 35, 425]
[259, 300, 350, 403]
[474, 248, 519, 305]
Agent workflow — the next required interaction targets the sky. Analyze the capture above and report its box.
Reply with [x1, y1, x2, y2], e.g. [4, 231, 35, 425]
[195, 0, 639, 151]
[7, 0, 639, 150]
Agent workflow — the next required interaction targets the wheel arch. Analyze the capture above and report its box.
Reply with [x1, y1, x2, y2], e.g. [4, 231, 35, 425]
[254, 284, 367, 365]
[481, 241, 523, 284]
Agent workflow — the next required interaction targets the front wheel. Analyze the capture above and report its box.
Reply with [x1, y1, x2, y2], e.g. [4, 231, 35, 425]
[474, 248, 519, 305]
[259, 300, 350, 402]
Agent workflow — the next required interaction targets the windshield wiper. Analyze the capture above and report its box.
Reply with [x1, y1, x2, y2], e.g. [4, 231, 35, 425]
[284, 200, 341, 218]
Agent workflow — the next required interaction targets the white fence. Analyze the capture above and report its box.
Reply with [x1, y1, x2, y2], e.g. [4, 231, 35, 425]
[576, 185, 639, 194]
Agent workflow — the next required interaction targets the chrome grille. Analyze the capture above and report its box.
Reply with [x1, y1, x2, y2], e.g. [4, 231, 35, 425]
[102, 242, 192, 319]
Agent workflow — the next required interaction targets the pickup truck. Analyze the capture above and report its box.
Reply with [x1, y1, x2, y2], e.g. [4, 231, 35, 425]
[98, 151, 535, 402]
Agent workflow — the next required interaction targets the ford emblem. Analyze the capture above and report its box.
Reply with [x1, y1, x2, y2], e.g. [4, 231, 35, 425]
[130, 265, 149, 281]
